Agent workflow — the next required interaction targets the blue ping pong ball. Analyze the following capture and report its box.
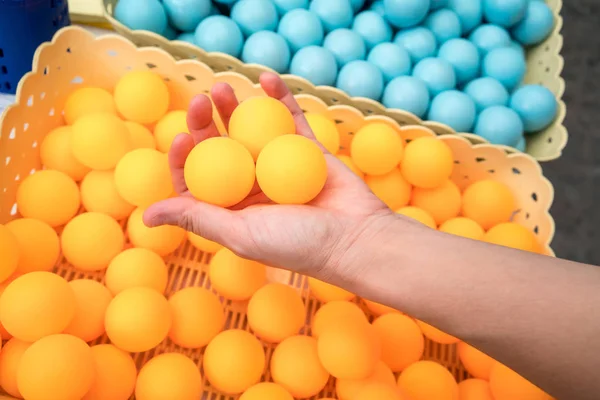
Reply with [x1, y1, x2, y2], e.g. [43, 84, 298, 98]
[515, 136, 526, 151]
[272, 0, 309, 14]
[195, 16, 244, 57]
[428, 90, 476, 132]
[413, 58, 456, 96]
[367, 43, 412, 83]
[231, 0, 279, 36]
[430, 0, 447, 10]
[438, 38, 480, 85]
[384, 0, 431, 29]
[163, 24, 178, 40]
[309, 0, 353, 32]
[176, 32, 196, 44]
[482, 47, 526, 91]
[242, 31, 291, 73]
[114, 0, 167, 35]
[448, 0, 482, 34]
[290, 46, 338, 86]
[424, 9, 462, 44]
[394, 27, 437, 64]
[511, 0, 554, 46]
[324, 29, 367, 68]
[336, 60, 384, 101]
[464, 77, 509, 112]
[352, 11, 393, 50]
[350, 0, 366, 12]
[370, 0, 385, 16]
[162, 0, 210, 31]
[483, 0, 528, 28]
[278, 9, 324, 53]
[469, 24, 511, 56]
[382, 76, 430, 118]
[510, 85, 558, 133]
[475, 106, 524, 146]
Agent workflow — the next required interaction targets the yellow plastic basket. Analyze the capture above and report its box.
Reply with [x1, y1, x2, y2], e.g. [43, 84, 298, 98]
[0, 27, 556, 399]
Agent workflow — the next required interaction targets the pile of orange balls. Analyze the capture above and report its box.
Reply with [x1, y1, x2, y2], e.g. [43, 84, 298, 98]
[0, 69, 550, 400]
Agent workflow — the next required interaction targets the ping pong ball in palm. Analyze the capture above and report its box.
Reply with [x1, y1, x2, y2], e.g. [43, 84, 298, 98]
[5, 218, 59, 274]
[363, 299, 401, 316]
[81, 170, 135, 220]
[61, 212, 125, 271]
[188, 231, 223, 254]
[125, 121, 156, 149]
[457, 342, 496, 380]
[401, 137, 454, 189]
[184, 137, 256, 207]
[416, 320, 459, 344]
[16, 170, 80, 227]
[105, 248, 168, 295]
[228, 96, 296, 160]
[64, 87, 117, 125]
[0, 272, 75, 342]
[271, 335, 330, 398]
[489, 363, 553, 400]
[311, 300, 367, 339]
[411, 180, 462, 225]
[458, 379, 495, 400]
[484, 222, 538, 252]
[350, 122, 404, 176]
[397, 361, 459, 400]
[308, 277, 355, 303]
[115, 148, 173, 208]
[40, 126, 90, 181]
[355, 382, 404, 400]
[305, 112, 340, 154]
[338, 154, 365, 179]
[127, 207, 185, 256]
[373, 313, 425, 372]
[105, 287, 172, 352]
[154, 110, 190, 153]
[71, 113, 132, 170]
[439, 217, 485, 240]
[64, 279, 113, 342]
[247, 283, 305, 343]
[396, 206, 437, 229]
[366, 168, 412, 210]
[168, 287, 225, 349]
[203, 329, 266, 395]
[240, 383, 294, 400]
[0, 225, 19, 283]
[114, 70, 170, 124]
[135, 353, 203, 400]
[208, 248, 266, 301]
[83, 344, 137, 400]
[256, 135, 328, 204]
[0, 338, 31, 398]
[336, 361, 396, 400]
[462, 180, 515, 230]
[17, 334, 95, 400]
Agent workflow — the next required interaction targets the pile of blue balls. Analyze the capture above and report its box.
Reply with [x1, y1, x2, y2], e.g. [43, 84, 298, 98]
[114, 0, 559, 150]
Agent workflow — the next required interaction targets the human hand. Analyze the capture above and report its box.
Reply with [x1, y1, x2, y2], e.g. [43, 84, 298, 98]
[143, 72, 392, 278]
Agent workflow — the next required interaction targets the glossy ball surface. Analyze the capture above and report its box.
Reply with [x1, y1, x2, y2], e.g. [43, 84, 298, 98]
[242, 31, 291, 73]
[483, 0, 528, 28]
[231, 0, 279, 36]
[448, 0, 482, 33]
[413, 57, 456, 96]
[352, 11, 392, 50]
[367, 43, 412, 83]
[195, 16, 244, 57]
[424, 9, 462, 44]
[324, 29, 366, 68]
[290, 46, 338, 86]
[464, 77, 509, 112]
[482, 47, 527, 90]
[468, 24, 511, 55]
[512, 0, 554, 46]
[394, 27, 437, 63]
[337, 60, 384, 100]
[114, 0, 167, 34]
[438, 38, 480, 85]
[162, 0, 210, 31]
[309, 0, 353, 32]
[474, 106, 524, 146]
[384, 0, 431, 29]
[278, 9, 324, 53]
[382, 76, 430, 118]
[428, 90, 476, 133]
[510, 84, 558, 133]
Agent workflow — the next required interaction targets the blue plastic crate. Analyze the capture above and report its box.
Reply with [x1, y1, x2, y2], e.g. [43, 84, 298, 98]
[0, 0, 70, 94]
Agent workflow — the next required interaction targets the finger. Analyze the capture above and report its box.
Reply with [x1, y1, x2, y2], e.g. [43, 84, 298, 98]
[187, 94, 220, 144]
[259, 72, 316, 140]
[168, 133, 195, 195]
[211, 82, 239, 131]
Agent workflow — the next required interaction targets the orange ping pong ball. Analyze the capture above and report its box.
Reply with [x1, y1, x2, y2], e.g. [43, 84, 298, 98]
[71, 113, 132, 170]
[114, 70, 170, 124]
[188, 231, 223, 254]
[416, 320, 459, 344]
[168, 287, 225, 349]
[308, 277, 355, 303]
[484, 222, 538, 252]
[203, 329, 266, 395]
[17, 334, 95, 400]
[81, 170, 135, 220]
[401, 136, 454, 189]
[271, 335, 330, 398]
[125, 121, 157, 149]
[337, 154, 364, 179]
[0, 272, 75, 342]
[240, 382, 294, 400]
[396, 206, 437, 229]
[105, 287, 172, 352]
[373, 313, 425, 372]
[461, 180, 516, 230]
[154, 110, 190, 153]
[336, 360, 396, 400]
[355, 382, 404, 400]
[458, 379, 494, 400]
[0, 224, 19, 282]
[0, 277, 17, 340]
[366, 168, 412, 210]
[247, 283, 305, 343]
[64, 87, 117, 125]
[184, 137, 255, 207]
[136, 353, 203, 400]
[127, 207, 186, 256]
[83, 344, 137, 400]
[61, 212, 125, 271]
[305, 112, 340, 154]
[397, 361, 459, 400]
[350, 122, 403, 176]
[208, 247, 266, 301]
[105, 248, 168, 295]
[115, 148, 173, 208]
[40, 126, 90, 181]
[489, 363, 553, 400]
[256, 134, 327, 204]
[228, 96, 295, 160]
[311, 300, 367, 339]
[439, 217, 485, 240]
[363, 299, 401, 316]
[457, 342, 496, 380]
[5, 218, 59, 274]
[411, 180, 462, 225]
[0, 338, 31, 398]
[64, 279, 113, 342]
[16, 170, 80, 227]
